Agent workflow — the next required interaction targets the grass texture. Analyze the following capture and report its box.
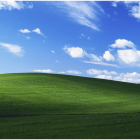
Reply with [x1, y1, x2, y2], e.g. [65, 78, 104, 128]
[0, 72, 140, 138]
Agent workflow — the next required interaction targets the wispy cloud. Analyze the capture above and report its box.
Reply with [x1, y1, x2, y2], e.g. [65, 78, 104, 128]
[32, 28, 47, 38]
[19, 29, 31, 33]
[67, 70, 82, 74]
[0, 1, 33, 10]
[58, 71, 65, 74]
[0, 42, 24, 57]
[87, 68, 118, 75]
[33, 69, 55, 73]
[52, 50, 55, 53]
[87, 36, 90, 40]
[84, 61, 120, 68]
[19, 28, 47, 38]
[111, 1, 119, 7]
[32, 28, 43, 35]
[128, 2, 140, 20]
[54, 1, 104, 31]
[26, 36, 31, 40]
[111, 1, 140, 21]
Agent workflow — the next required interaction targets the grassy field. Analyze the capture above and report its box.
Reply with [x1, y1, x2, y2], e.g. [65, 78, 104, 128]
[0, 72, 140, 138]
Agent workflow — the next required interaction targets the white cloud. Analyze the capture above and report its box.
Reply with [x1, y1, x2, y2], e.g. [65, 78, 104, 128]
[95, 75, 112, 80]
[81, 34, 85, 37]
[33, 69, 55, 73]
[63, 45, 119, 67]
[85, 53, 103, 62]
[58, 71, 65, 73]
[55, 60, 59, 62]
[86, 68, 140, 84]
[0, 1, 33, 10]
[26, 36, 31, 40]
[26, 2, 33, 9]
[0, 42, 24, 57]
[84, 61, 120, 68]
[32, 28, 43, 35]
[67, 70, 82, 74]
[32, 28, 47, 38]
[63, 45, 85, 58]
[113, 72, 140, 84]
[109, 39, 136, 50]
[54, 1, 104, 31]
[63, 45, 103, 61]
[19, 29, 31, 33]
[87, 68, 118, 75]
[103, 51, 115, 61]
[114, 1, 140, 21]
[111, 1, 118, 7]
[43, 40, 45, 42]
[117, 49, 140, 64]
[79, 34, 86, 39]
[87, 36, 90, 40]
[129, 2, 140, 20]
[52, 50, 55, 53]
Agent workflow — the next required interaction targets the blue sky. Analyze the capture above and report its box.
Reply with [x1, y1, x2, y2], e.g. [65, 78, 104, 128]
[1, 1, 140, 84]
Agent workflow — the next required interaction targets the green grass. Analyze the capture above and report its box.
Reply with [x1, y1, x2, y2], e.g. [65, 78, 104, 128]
[0, 72, 140, 138]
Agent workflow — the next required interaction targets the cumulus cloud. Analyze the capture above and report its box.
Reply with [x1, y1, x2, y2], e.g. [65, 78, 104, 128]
[63, 45, 85, 58]
[103, 51, 115, 61]
[0, 1, 33, 10]
[113, 72, 140, 83]
[54, 1, 104, 31]
[109, 39, 136, 49]
[86, 68, 140, 84]
[63, 45, 119, 67]
[67, 70, 82, 74]
[19, 29, 31, 33]
[0, 42, 24, 57]
[117, 49, 140, 64]
[33, 69, 55, 73]
[63, 45, 103, 61]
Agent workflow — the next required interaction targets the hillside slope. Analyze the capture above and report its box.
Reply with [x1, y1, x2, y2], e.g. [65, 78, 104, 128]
[0, 72, 140, 116]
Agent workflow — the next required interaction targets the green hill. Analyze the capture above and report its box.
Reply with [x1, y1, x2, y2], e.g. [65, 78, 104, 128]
[0, 72, 140, 116]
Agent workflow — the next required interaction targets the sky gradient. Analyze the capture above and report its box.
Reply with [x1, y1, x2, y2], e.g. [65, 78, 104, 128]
[1, 1, 140, 84]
